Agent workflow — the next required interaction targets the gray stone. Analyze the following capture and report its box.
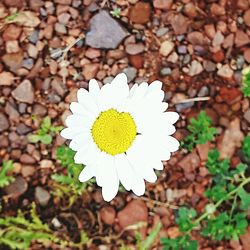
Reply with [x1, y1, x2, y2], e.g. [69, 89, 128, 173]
[29, 30, 39, 44]
[12, 80, 34, 104]
[35, 186, 51, 206]
[103, 76, 114, 84]
[22, 58, 34, 70]
[55, 23, 67, 34]
[123, 67, 137, 82]
[86, 11, 128, 49]
[156, 27, 169, 37]
[16, 124, 32, 135]
[176, 102, 194, 112]
[160, 67, 172, 76]
[0, 113, 9, 132]
[198, 86, 209, 97]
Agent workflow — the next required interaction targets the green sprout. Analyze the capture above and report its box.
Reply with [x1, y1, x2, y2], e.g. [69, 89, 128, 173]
[242, 66, 250, 97]
[52, 146, 95, 207]
[110, 8, 121, 18]
[242, 135, 250, 160]
[0, 203, 88, 250]
[28, 116, 63, 145]
[5, 12, 19, 22]
[0, 161, 15, 188]
[181, 111, 217, 151]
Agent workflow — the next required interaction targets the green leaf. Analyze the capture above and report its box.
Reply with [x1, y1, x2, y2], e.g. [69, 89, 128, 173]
[238, 187, 250, 210]
[40, 116, 51, 133]
[161, 235, 198, 250]
[242, 136, 250, 160]
[0, 161, 14, 188]
[40, 134, 52, 145]
[176, 207, 196, 232]
[27, 134, 41, 143]
[242, 66, 250, 97]
[141, 222, 162, 250]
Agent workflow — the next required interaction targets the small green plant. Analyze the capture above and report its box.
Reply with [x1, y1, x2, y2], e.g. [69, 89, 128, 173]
[28, 116, 63, 145]
[181, 111, 217, 151]
[160, 149, 250, 249]
[242, 135, 250, 160]
[135, 222, 162, 250]
[0, 203, 88, 250]
[0, 161, 15, 188]
[242, 66, 250, 97]
[5, 12, 19, 22]
[110, 8, 121, 18]
[52, 146, 95, 207]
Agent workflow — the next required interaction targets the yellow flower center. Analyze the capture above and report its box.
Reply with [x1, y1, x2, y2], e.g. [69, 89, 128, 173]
[91, 109, 137, 156]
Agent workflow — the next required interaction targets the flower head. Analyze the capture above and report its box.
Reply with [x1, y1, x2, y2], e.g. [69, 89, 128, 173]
[60, 73, 179, 201]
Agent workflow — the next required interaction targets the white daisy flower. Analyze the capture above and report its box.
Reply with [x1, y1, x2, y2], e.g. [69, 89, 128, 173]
[60, 73, 179, 202]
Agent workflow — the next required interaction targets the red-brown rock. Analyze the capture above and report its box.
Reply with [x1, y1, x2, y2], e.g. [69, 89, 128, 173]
[243, 9, 250, 27]
[153, 0, 173, 10]
[100, 205, 116, 225]
[235, 30, 250, 47]
[129, 54, 144, 69]
[129, 2, 151, 24]
[3, 24, 22, 41]
[244, 48, 250, 63]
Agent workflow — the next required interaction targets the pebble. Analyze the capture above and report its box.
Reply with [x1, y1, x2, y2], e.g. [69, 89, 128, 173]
[183, 54, 191, 65]
[153, 0, 173, 10]
[160, 41, 174, 57]
[243, 9, 250, 27]
[33, 103, 47, 116]
[178, 152, 200, 173]
[85, 48, 101, 59]
[21, 166, 36, 178]
[5, 102, 19, 121]
[20, 154, 36, 164]
[235, 30, 250, 47]
[129, 54, 144, 69]
[129, 2, 151, 24]
[243, 109, 250, 123]
[177, 45, 187, 54]
[103, 76, 114, 84]
[100, 205, 116, 225]
[125, 43, 145, 55]
[12, 80, 34, 104]
[55, 22, 67, 34]
[176, 102, 194, 112]
[35, 186, 51, 206]
[211, 3, 225, 16]
[0, 113, 9, 132]
[217, 64, 234, 78]
[117, 200, 148, 232]
[188, 60, 203, 76]
[29, 29, 39, 44]
[4, 176, 28, 197]
[86, 11, 128, 49]
[187, 31, 206, 45]
[184, 2, 197, 18]
[22, 58, 34, 70]
[6, 40, 20, 53]
[0, 71, 14, 86]
[204, 24, 216, 39]
[237, 0, 249, 10]
[123, 67, 137, 82]
[27, 44, 38, 58]
[3, 24, 22, 41]
[156, 27, 169, 37]
[240, 230, 250, 250]
[2, 51, 24, 72]
[244, 48, 250, 63]
[51, 78, 66, 97]
[223, 33, 234, 48]
[82, 63, 99, 80]
[170, 13, 189, 35]
[58, 13, 71, 25]
[212, 31, 224, 47]
[203, 60, 216, 72]
[160, 67, 172, 76]
[198, 86, 209, 97]
[16, 124, 32, 135]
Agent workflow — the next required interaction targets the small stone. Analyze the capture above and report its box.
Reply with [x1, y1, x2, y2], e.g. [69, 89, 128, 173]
[177, 45, 187, 54]
[237, 0, 249, 10]
[212, 31, 224, 47]
[212, 50, 225, 63]
[244, 109, 250, 123]
[235, 30, 250, 47]
[203, 60, 216, 72]
[58, 13, 71, 25]
[6, 40, 20, 53]
[170, 13, 189, 35]
[55, 0, 71, 4]
[217, 64, 234, 78]
[103, 76, 114, 84]
[5, 102, 19, 121]
[160, 67, 172, 76]
[167, 52, 178, 63]
[187, 31, 206, 45]
[55, 23, 67, 34]
[40, 159, 53, 169]
[198, 86, 209, 97]
[123, 67, 137, 82]
[129, 54, 144, 69]
[244, 48, 250, 63]
[117, 200, 148, 235]
[100, 206, 116, 225]
[188, 60, 203, 76]
[0, 71, 14, 86]
[153, 0, 173, 10]
[86, 11, 128, 49]
[2, 51, 24, 72]
[211, 3, 225, 16]
[4, 176, 28, 197]
[82, 63, 99, 80]
[22, 58, 34, 70]
[184, 2, 197, 18]
[204, 24, 216, 39]
[33, 103, 47, 116]
[27, 44, 38, 58]
[85, 48, 101, 59]
[197, 142, 211, 162]
[0, 113, 9, 132]
[51, 78, 66, 97]
[107, 50, 125, 60]
[129, 2, 151, 24]
[12, 79, 34, 104]
[20, 154, 36, 164]
[125, 43, 145, 55]
[240, 230, 250, 250]
[243, 9, 250, 27]
[28, 29, 39, 44]
[179, 152, 200, 173]
[21, 166, 35, 178]
[223, 33, 234, 48]
[35, 186, 51, 206]
[176, 102, 194, 112]
[16, 124, 32, 135]
[156, 27, 169, 37]
[3, 24, 22, 41]
[160, 41, 174, 57]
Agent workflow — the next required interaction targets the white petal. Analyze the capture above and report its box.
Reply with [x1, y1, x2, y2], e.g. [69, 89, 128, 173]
[79, 165, 93, 182]
[152, 161, 164, 170]
[148, 80, 162, 92]
[132, 82, 148, 100]
[77, 88, 99, 114]
[129, 83, 138, 98]
[69, 140, 78, 151]
[89, 79, 100, 101]
[163, 136, 180, 152]
[65, 114, 92, 129]
[70, 102, 94, 119]
[111, 73, 128, 87]
[60, 127, 87, 139]
[162, 112, 180, 124]
[160, 102, 168, 112]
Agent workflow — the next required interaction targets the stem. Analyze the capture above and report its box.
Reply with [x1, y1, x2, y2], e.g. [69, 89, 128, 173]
[194, 176, 250, 226]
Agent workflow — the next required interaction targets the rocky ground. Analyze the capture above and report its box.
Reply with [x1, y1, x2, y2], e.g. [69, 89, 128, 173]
[1, 0, 250, 249]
